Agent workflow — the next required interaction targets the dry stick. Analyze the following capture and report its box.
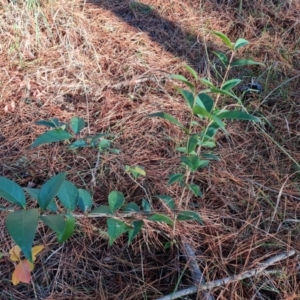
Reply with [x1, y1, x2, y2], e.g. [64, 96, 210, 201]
[156, 250, 295, 300]
[181, 241, 215, 300]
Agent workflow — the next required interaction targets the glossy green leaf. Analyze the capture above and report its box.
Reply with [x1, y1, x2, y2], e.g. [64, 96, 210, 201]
[209, 87, 241, 103]
[128, 220, 144, 245]
[99, 139, 111, 150]
[200, 78, 215, 88]
[40, 215, 65, 238]
[231, 59, 265, 67]
[187, 134, 199, 154]
[38, 172, 66, 210]
[168, 173, 185, 185]
[77, 189, 93, 213]
[217, 110, 260, 122]
[107, 219, 130, 246]
[148, 213, 173, 226]
[6, 209, 39, 262]
[148, 112, 183, 128]
[123, 202, 140, 212]
[24, 187, 39, 199]
[142, 199, 151, 213]
[197, 93, 214, 112]
[177, 88, 195, 109]
[154, 195, 175, 210]
[212, 51, 228, 66]
[170, 74, 195, 91]
[90, 206, 113, 215]
[90, 133, 109, 147]
[57, 214, 75, 243]
[212, 31, 233, 49]
[108, 191, 125, 213]
[176, 147, 188, 153]
[57, 180, 78, 212]
[234, 38, 249, 50]
[181, 156, 209, 172]
[193, 106, 225, 129]
[201, 153, 220, 160]
[221, 79, 242, 91]
[70, 117, 85, 135]
[70, 140, 89, 149]
[177, 211, 203, 224]
[187, 184, 203, 196]
[35, 119, 59, 128]
[0, 177, 26, 208]
[185, 65, 198, 81]
[30, 129, 73, 149]
[47, 200, 57, 212]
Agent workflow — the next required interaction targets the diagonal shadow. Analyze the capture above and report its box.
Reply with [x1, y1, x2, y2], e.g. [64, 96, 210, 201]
[88, 0, 212, 72]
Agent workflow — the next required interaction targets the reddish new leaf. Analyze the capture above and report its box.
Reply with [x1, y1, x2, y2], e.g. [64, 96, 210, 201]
[12, 260, 34, 285]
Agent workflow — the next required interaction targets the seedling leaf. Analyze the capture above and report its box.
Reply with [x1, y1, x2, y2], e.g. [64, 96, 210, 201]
[148, 213, 173, 226]
[70, 117, 85, 134]
[154, 195, 175, 210]
[177, 211, 203, 224]
[6, 209, 39, 262]
[38, 172, 66, 210]
[30, 129, 73, 148]
[0, 176, 26, 208]
[108, 191, 125, 212]
[57, 180, 79, 212]
[77, 189, 93, 213]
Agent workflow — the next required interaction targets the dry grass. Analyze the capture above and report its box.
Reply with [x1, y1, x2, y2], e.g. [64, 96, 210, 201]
[0, 0, 300, 299]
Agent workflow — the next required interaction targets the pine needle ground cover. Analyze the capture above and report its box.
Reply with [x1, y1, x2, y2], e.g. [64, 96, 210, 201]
[0, 0, 300, 299]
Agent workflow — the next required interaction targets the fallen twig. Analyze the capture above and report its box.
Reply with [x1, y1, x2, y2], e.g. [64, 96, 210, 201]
[156, 250, 295, 300]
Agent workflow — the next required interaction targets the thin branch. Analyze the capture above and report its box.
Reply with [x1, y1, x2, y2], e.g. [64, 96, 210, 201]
[181, 241, 215, 300]
[156, 250, 295, 300]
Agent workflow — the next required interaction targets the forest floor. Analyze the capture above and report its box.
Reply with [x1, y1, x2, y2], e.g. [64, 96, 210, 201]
[0, 0, 300, 299]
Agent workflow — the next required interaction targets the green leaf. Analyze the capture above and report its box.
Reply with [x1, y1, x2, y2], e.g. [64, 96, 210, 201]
[123, 202, 140, 212]
[90, 133, 109, 147]
[99, 139, 111, 150]
[109, 148, 121, 154]
[212, 51, 228, 66]
[187, 184, 203, 196]
[35, 119, 60, 128]
[125, 165, 146, 179]
[47, 200, 57, 212]
[30, 129, 73, 148]
[38, 172, 67, 210]
[201, 153, 220, 160]
[177, 88, 195, 109]
[107, 219, 130, 246]
[175, 147, 188, 153]
[234, 38, 249, 50]
[187, 134, 199, 154]
[108, 191, 125, 213]
[0, 177, 26, 208]
[185, 65, 198, 81]
[181, 156, 209, 172]
[24, 187, 39, 200]
[217, 110, 260, 122]
[57, 180, 79, 212]
[148, 213, 173, 226]
[177, 211, 203, 224]
[209, 87, 241, 103]
[90, 206, 113, 215]
[197, 93, 214, 112]
[200, 78, 215, 88]
[70, 117, 85, 135]
[168, 173, 185, 185]
[221, 79, 242, 91]
[6, 209, 39, 262]
[57, 214, 75, 243]
[69, 140, 90, 149]
[193, 106, 225, 130]
[148, 112, 183, 128]
[154, 195, 175, 210]
[40, 215, 65, 239]
[128, 220, 144, 245]
[211, 31, 233, 49]
[170, 74, 195, 91]
[230, 59, 265, 67]
[142, 199, 151, 213]
[77, 189, 93, 213]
